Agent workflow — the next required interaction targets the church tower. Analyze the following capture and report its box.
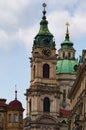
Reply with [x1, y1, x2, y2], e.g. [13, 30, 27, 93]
[24, 3, 60, 130]
[56, 23, 78, 120]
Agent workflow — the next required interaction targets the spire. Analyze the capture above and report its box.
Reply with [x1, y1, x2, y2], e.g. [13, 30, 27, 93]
[15, 85, 17, 100]
[33, 3, 55, 49]
[61, 22, 74, 49]
[35, 3, 53, 36]
[42, 3, 47, 20]
[65, 22, 70, 40]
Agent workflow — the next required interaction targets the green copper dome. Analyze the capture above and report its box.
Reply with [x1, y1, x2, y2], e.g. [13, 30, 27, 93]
[56, 59, 78, 74]
[33, 3, 55, 50]
[56, 23, 79, 74]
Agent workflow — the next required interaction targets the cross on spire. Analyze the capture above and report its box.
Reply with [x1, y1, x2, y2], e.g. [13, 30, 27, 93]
[65, 22, 70, 40]
[65, 22, 69, 35]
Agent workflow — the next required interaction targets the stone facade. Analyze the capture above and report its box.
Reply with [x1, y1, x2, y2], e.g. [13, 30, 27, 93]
[24, 3, 79, 130]
[68, 50, 86, 130]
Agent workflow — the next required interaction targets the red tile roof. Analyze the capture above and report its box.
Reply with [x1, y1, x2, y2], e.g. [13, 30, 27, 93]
[0, 99, 7, 107]
[8, 99, 24, 111]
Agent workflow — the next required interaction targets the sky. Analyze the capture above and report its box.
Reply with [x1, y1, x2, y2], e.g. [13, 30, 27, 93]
[0, 0, 86, 117]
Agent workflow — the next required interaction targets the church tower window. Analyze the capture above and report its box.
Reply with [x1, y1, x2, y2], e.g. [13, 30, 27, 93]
[43, 64, 50, 78]
[43, 97, 50, 112]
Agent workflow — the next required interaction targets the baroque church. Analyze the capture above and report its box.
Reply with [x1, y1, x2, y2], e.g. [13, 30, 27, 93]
[24, 3, 79, 130]
[0, 3, 85, 130]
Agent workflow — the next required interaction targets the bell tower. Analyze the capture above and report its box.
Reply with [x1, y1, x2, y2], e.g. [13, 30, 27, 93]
[31, 3, 57, 87]
[25, 3, 60, 130]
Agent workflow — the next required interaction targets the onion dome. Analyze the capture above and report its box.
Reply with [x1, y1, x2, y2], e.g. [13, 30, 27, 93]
[33, 3, 55, 50]
[8, 89, 24, 111]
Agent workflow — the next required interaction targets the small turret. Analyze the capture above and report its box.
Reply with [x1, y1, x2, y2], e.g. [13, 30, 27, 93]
[56, 23, 78, 74]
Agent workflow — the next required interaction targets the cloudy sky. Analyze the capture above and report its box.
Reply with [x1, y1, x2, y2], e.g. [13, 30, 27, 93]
[0, 0, 86, 116]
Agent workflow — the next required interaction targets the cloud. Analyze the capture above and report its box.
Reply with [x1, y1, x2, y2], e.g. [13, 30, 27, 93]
[16, 24, 39, 52]
[0, 0, 31, 24]
[0, 30, 15, 51]
[0, 0, 86, 52]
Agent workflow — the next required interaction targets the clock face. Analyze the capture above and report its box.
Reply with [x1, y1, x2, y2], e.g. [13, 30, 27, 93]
[42, 48, 51, 57]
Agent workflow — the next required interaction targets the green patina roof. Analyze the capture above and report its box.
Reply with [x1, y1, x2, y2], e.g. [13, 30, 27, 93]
[33, 6, 55, 50]
[61, 39, 74, 50]
[37, 16, 53, 36]
[56, 59, 79, 74]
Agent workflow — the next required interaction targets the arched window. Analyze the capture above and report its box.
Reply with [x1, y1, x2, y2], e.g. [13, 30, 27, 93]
[43, 64, 50, 78]
[43, 97, 50, 112]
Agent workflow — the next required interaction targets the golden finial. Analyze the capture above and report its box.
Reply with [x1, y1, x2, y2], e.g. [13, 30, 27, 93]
[66, 22, 69, 27]
[65, 22, 69, 35]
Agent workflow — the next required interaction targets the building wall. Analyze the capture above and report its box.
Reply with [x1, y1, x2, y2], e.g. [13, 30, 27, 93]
[68, 52, 86, 130]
